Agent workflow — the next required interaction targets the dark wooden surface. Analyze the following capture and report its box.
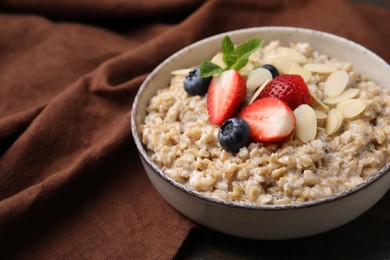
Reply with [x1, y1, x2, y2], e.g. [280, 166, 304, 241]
[176, 1, 390, 259]
[176, 192, 390, 260]
[352, 0, 390, 7]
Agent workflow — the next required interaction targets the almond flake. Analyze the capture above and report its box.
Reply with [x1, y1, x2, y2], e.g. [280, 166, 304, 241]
[303, 63, 337, 74]
[279, 48, 308, 64]
[269, 56, 300, 74]
[240, 62, 255, 77]
[324, 70, 349, 97]
[323, 88, 359, 104]
[311, 94, 330, 111]
[294, 104, 317, 143]
[211, 52, 226, 68]
[314, 110, 328, 120]
[249, 79, 271, 104]
[336, 99, 366, 118]
[246, 67, 273, 92]
[326, 109, 343, 135]
[288, 67, 312, 82]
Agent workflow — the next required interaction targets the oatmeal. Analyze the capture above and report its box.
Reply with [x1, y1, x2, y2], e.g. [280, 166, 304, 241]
[141, 39, 390, 205]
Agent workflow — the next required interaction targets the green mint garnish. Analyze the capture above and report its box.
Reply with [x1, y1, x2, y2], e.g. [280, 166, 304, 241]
[199, 36, 263, 77]
[199, 60, 225, 78]
[222, 36, 236, 68]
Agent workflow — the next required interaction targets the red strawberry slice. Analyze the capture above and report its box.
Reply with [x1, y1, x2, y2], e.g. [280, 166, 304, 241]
[256, 74, 312, 110]
[207, 69, 246, 125]
[239, 97, 295, 142]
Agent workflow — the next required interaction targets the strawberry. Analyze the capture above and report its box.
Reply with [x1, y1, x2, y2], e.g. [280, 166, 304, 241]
[238, 97, 296, 142]
[207, 69, 246, 125]
[256, 74, 312, 110]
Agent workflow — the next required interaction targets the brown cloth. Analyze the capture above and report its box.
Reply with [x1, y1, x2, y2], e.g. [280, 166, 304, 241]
[0, 0, 389, 258]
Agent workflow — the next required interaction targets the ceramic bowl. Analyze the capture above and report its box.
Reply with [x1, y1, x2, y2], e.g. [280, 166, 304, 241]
[131, 27, 390, 239]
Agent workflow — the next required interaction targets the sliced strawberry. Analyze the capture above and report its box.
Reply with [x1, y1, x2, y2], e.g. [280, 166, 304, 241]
[256, 74, 311, 110]
[238, 97, 296, 142]
[207, 69, 246, 125]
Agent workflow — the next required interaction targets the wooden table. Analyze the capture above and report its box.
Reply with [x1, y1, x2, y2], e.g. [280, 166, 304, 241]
[176, 191, 390, 259]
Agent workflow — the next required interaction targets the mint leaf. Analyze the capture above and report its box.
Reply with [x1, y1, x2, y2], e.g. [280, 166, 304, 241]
[221, 36, 236, 68]
[221, 36, 235, 54]
[199, 60, 224, 77]
[231, 38, 262, 71]
[198, 36, 263, 77]
[231, 53, 251, 71]
[234, 38, 262, 58]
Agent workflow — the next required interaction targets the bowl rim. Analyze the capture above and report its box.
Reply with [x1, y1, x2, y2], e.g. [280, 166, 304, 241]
[131, 26, 390, 211]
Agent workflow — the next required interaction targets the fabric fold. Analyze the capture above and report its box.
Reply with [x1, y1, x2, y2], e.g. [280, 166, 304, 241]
[0, 0, 389, 259]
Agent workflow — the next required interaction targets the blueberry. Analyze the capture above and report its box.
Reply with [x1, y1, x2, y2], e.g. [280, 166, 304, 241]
[218, 118, 251, 153]
[261, 64, 279, 78]
[183, 67, 212, 96]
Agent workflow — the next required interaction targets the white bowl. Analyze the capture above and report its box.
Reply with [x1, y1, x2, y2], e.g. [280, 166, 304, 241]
[131, 27, 390, 239]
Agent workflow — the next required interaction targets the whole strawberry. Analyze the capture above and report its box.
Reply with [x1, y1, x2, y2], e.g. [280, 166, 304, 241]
[256, 74, 311, 110]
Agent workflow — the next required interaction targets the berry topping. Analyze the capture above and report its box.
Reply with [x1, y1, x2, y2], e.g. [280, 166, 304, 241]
[218, 118, 251, 153]
[207, 69, 246, 125]
[261, 64, 279, 78]
[239, 97, 296, 142]
[184, 67, 212, 96]
[256, 74, 312, 110]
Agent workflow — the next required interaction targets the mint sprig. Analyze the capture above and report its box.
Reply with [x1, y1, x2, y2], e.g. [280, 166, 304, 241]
[199, 36, 263, 78]
[199, 60, 225, 78]
[222, 36, 236, 68]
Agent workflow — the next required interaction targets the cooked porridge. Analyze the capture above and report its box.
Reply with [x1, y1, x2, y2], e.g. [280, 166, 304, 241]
[141, 39, 390, 205]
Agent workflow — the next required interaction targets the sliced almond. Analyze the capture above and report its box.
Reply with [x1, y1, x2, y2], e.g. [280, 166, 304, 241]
[304, 63, 337, 74]
[314, 110, 328, 120]
[288, 67, 312, 82]
[324, 70, 349, 97]
[311, 94, 330, 112]
[326, 109, 343, 135]
[171, 68, 193, 76]
[240, 62, 255, 77]
[269, 56, 300, 74]
[211, 52, 226, 68]
[323, 88, 359, 104]
[246, 67, 273, 92]
[294, 104, 317, 143]
[279, 48, 308, 64]
[336, 99, 366, 118]
[248, 79, 271, 104]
